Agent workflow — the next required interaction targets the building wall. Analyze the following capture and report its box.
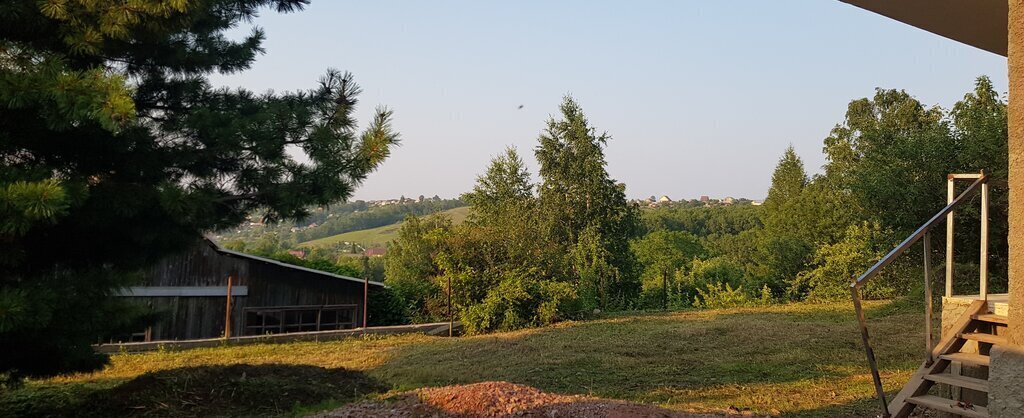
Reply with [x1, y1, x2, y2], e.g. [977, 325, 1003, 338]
[127, 241, 367, 341]
[990, 2, 1024, 416]
[1009, 0, 1024, 348]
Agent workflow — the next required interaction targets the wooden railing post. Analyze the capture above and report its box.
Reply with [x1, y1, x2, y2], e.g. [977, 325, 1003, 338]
[224, 275, 234, 339]
[924, 232, 933, 366]
[946, 175, 955, 298]
[980, 176, 989, 300]
[848, 173, 987, 417]
[852, 285, 890, 417]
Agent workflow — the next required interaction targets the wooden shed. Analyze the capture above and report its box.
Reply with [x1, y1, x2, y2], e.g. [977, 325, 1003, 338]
[117, 238, 385, 342]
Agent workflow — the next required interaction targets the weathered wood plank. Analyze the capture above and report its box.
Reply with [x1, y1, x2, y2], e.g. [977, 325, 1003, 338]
[118, 286, 248, 297]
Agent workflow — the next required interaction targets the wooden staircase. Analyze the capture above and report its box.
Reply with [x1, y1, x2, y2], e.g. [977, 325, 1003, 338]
[888, 300, 1007, 418]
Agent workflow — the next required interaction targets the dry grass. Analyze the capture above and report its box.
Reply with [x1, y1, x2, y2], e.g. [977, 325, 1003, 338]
[1, 300, 924, 417]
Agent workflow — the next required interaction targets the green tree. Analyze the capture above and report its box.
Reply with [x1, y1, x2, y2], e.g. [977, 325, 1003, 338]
[535, 96, 642, 309]
[823, 88, 954, 235]
[764, 146, 808, 208]
[458, 147, 550, 276]
[950, 76, 1009, 288]
[631, 230, 704, 309]
[384, 215, 452, 321]
[797, 222, 897, 301]
[758, 148, 815, 291]
[1, 0, 398, 380]
[462, 147, 533, 221]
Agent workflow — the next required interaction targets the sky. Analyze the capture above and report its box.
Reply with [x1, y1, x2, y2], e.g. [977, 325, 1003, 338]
[210, 1, 1009, 201]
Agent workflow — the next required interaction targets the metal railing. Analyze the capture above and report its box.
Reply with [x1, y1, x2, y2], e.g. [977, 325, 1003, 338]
[850, 172, 990, 418]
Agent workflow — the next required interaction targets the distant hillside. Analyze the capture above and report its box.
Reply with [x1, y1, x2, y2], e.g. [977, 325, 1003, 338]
[215, 198, 464, 245]
[299, 206, 471, 249]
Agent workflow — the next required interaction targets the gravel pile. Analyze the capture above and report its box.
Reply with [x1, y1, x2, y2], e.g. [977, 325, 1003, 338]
[315, 381, 734, 417]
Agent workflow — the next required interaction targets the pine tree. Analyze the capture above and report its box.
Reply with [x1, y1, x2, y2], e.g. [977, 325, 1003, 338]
[535, 96, 641, 309]
[759, 147, 814, 293]
[1, 0, 398, 380]
[765, 146, 808, 208]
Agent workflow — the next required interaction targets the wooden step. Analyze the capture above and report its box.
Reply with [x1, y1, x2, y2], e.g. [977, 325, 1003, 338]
[972, 314, 1009, 325]
[940, 352, 991, 367]
[923, 373, 989, 392]
[907, 395, 989, 418]
[959, 332, 1007, 345]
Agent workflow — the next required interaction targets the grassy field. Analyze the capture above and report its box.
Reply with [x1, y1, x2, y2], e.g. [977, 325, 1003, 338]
[299, 206, 471, 248]
[0, 300, 925, 417]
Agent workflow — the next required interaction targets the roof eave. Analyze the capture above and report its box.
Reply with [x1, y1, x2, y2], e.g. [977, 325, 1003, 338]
[840, 0, 1008, 57]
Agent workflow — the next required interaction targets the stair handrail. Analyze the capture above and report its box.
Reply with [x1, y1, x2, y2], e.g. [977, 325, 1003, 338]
[850, 173, 988, 418]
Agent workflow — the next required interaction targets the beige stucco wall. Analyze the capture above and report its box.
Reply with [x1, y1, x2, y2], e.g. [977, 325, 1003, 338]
[991, 2, 1024, 417]
[1008, 0, 1024, 347]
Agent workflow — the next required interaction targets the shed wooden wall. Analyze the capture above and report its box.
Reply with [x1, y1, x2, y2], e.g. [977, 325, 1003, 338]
[128, 241, 367, 341]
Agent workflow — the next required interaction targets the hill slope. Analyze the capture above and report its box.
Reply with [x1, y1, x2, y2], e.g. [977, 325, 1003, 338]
[299, 206, 471, 248]
[1, 301, 922, 417]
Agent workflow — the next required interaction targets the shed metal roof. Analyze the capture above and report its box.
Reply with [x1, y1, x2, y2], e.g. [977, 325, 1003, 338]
[205, 238, 386, 287]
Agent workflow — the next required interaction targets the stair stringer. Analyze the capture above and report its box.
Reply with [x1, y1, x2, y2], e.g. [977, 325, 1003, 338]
[888, 299, 988, 418]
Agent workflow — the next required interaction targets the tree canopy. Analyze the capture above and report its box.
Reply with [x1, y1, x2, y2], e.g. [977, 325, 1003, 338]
[1, 0, 397, 380]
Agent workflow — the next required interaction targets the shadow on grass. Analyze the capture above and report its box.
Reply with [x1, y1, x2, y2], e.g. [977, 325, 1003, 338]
[1, 364, 386, 418]
[0, 301, 922, 417]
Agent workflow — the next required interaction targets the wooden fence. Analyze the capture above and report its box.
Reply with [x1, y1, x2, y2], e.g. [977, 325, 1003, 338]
[95, 321, 463, 353]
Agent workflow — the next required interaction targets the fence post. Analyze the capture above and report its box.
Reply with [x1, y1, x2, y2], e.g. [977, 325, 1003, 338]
[980, 176, 989, 300]
[924, 232, 933, 366]
[852, 285, 890, 417]
[946, 175, 955, 298]
[224, 275, 234, 339]
[448, 274, 453, 337]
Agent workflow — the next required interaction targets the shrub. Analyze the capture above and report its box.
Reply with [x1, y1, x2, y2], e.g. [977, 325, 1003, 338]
[693, 283, 773, 309]
[367, 287, 408, 326]
[797, 222, 896, 301]
[461, 271, 575, 334]
[680, 257, 746, 301]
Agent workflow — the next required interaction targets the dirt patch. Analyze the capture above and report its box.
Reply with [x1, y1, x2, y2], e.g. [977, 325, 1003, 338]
[316, 381, 734, 417]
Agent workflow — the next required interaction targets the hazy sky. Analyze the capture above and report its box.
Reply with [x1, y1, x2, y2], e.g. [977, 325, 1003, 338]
[211, 1, 1008, 201]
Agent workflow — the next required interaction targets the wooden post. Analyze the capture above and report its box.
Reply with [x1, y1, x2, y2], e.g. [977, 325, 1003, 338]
[946, 176, 955, 298]
[980, 176, 989, 300]
[662, 270, 668, 311]
[362, 277, 368, 329]
[448, 274, 453, 337]
[224, 275, 234, 339]
[923, 232, 933, 366]
[852, 285, 890, 417]
[362, 256, 369, 331]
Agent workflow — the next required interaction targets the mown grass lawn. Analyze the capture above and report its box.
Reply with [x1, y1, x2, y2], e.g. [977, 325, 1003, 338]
[0, 300, 925, 417]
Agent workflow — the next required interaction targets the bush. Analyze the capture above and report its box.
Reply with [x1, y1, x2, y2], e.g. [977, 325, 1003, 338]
[797, 222, 896, 301]
[461, 271, 575, 334]
[693, 283, 773, 309]
[681, 257, 747, 301]
[367, 287, 408, 326]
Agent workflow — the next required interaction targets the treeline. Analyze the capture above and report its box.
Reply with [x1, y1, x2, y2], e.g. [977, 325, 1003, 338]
[379, 77, 1008, 332]
[292, 199, 464, 243]
[218, 198, 464, 245]
[632, 76, 1008, 309]
[384, 97, 641, 332]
